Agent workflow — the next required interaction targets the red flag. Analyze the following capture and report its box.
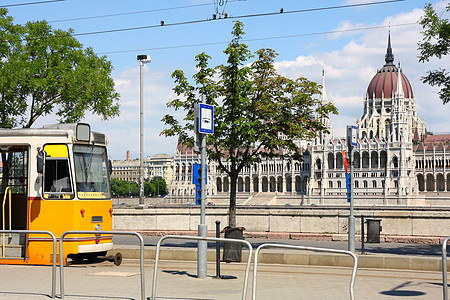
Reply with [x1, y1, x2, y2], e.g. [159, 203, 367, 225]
[342, 150, 349, 173]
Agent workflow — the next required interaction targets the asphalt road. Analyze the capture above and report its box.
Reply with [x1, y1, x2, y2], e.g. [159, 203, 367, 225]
[112, 235, 445, 257]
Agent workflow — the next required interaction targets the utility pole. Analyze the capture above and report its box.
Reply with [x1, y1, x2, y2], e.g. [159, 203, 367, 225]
[137, 55, 151, 207]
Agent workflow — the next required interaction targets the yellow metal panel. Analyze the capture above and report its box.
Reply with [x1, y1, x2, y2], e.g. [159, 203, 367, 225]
[44, 144, 69, 158]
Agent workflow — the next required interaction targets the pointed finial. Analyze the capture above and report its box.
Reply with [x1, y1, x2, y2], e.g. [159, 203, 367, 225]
[321, 70, 327, 103]
[395, 66, 404, 98]
[385, 30, 394, 65]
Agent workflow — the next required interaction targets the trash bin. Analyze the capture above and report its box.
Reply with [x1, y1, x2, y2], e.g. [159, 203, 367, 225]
[366, 219, 382, 243]
[223, 226, 245, 262]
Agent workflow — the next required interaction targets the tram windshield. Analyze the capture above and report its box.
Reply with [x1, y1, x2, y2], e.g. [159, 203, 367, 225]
[73, 145, 111, 199]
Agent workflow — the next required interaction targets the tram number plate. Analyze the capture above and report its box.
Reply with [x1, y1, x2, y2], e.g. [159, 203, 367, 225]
[91, 216, 103, 223]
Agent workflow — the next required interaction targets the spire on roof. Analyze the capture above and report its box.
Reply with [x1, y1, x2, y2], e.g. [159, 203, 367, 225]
[385, 31, 394, 66]
[395, 66, 404, 98]
[321, 70, 327, 103]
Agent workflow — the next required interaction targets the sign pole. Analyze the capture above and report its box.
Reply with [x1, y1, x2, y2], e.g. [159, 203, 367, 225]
[347, 125, 358, 253]
[197, 132, 207, 278]
[348, 146, 355, 253]
[195, 100, 214, 279]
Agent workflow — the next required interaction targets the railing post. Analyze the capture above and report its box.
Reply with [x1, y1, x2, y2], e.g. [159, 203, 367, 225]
[252, 243, 358, 300]
[60, 231, 145, 300]
[443, 236, 449, 300]
[215, 220, 221, 279]
[361, 215, 365, 254]
[0, 230, 56, 299]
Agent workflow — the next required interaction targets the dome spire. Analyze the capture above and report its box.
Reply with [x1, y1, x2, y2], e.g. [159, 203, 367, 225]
[385, 30, 394, 66]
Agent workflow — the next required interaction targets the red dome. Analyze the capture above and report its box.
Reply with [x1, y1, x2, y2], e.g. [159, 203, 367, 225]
[367, 64, 413, 99]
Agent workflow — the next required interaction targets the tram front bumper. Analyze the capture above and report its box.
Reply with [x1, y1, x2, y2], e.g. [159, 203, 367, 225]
[78, 242, 113, 253]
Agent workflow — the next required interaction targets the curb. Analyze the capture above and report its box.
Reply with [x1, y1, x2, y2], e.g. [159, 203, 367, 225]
[128, 230, 446, 245]
[109, 246, 446, 272]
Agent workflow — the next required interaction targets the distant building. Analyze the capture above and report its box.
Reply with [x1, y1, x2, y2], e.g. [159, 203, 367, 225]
[111, 159, 141, 182]
[166, 33, 450, 206]
[144, 153, 173, 186]
[111, 152, 173, 186]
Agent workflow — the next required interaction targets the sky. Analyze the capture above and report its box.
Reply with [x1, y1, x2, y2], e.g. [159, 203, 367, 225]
[4, 0, 450, 160]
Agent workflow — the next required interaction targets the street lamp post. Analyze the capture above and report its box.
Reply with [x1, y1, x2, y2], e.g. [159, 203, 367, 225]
[137, 54, 151, 207]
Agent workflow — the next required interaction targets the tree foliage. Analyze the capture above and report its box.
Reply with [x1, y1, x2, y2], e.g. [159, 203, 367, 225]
[418, 3, 450, 104]
[0, 8, 119, 128]
[111, 178, 167, 198]
[161, 21, 337, 227]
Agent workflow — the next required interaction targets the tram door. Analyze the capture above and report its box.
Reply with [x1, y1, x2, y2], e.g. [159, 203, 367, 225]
[0, 145, 28, 229]
[0, 145, 28, 258]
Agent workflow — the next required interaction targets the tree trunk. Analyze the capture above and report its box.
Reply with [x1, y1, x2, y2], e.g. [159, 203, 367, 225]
[228, 173, 238, 227]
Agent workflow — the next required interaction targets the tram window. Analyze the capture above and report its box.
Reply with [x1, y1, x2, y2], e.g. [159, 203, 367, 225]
[0, 147, 28, 194]
[73, 145, 111, 199]
[43, 159, 73, 199]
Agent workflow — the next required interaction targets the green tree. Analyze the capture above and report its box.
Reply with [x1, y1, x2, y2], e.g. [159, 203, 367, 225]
[144, 178, 167, 196]
[162, 21, 337, 227]
[418, 3, 450, 104]
[0, 8, 119, 128]
[110, 179, 139, 197]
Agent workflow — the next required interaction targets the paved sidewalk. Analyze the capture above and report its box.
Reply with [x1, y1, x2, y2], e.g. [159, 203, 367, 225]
[0, 259, 445, 299]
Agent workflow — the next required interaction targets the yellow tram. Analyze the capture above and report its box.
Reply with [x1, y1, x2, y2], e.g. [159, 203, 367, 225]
[0, 123, 113, 265]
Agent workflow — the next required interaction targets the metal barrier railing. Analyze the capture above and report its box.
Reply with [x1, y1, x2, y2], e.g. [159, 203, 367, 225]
[2, 187, 11, 257]
[0, 230, 57, 299]
[59, 231, 144, 300]
[442, 236, 450, 300]
[252, 243, 358, 300]
[152, 235, 253, 300]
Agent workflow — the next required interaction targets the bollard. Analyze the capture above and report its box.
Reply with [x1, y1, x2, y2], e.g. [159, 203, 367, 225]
[215, 220, 221, 279]
[361, 215, 365, 254]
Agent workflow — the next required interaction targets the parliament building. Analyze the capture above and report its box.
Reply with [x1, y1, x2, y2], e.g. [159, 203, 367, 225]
[167, 34, 450, 206]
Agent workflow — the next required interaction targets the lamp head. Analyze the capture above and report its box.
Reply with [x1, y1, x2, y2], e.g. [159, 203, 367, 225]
[137, 54, 151, 63]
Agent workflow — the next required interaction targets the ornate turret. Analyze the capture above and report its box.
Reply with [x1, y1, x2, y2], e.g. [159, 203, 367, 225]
[385, 31, 394, 66]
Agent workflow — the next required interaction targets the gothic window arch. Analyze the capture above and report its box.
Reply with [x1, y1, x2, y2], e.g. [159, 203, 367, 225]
[437, 174, 445, 191]
[245, 177, 250, 192]
[380, 151, 387, 168]
[362, 152, 369, 168]
[354, 152, 361, 169]
[371, 151, 378, 168]
[277, 176, 283, 192]
[426, 174, 434, 191]
[238, 177, 244, 192]
[417, 174, 425, 191]
[328, 153, 335, 169]
[216, 178, 222, 192]
[392, 156, 399, 168]
[336, 152, 343, 169]
[316, 158, 322, 170]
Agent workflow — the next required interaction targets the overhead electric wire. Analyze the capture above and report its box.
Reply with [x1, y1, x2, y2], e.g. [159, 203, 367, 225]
[69, 0, 406, 38]
[8, 0, 406, 42]
[0, 0, 64, 8]
[80, 0, 405, 37]
[47, 0, 245, 23]
[98, 22, 418, 55]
